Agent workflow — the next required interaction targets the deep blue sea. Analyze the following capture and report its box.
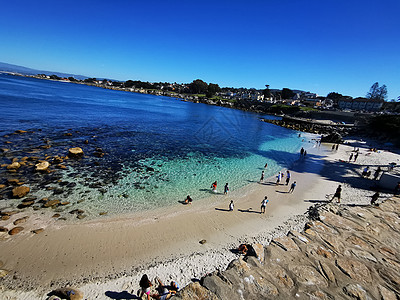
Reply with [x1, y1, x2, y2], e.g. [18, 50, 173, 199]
[0, 74, 312, 215]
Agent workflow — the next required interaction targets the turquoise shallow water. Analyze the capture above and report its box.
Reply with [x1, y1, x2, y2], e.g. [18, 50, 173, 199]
[0, 74, 314, 216]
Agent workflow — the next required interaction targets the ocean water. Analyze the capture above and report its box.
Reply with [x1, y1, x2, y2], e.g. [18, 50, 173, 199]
[0, 74, 312, 216]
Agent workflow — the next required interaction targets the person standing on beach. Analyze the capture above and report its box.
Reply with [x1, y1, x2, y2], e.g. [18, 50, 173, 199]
[335, 144, 339, 150]
[259, 171, 265, 183]
[373, 167, 382, 180]
[349, 153, 353, 162]
[229, 200, 234, 211]
[289, 181, 296, 193]
[276, 172, 281, 185]
[331, 185, 342, 203]
[224, 183, 229, 195]
[354, 152, 359, 162]
[211, 181, 217, 192]
[260, 196, 269, 213]
[285, 170, 291, 185]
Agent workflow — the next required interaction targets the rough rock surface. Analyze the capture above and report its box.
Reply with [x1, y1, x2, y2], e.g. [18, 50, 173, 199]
[8, 226, 24, 235]
[68, 147, 84, 158]
[12, 186, 30, 198]
[176, 197, 400, 299]
[35, 161, 50, 171]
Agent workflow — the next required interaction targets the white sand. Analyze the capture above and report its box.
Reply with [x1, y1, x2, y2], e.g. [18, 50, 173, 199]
[1, 138, 399, 299]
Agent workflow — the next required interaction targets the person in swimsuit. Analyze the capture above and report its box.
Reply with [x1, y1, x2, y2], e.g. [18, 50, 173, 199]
[184, 195, 192, 204]
[139, 274, 152, 300]
[211, 181, 217, 192]
[229, 200, 234, 211]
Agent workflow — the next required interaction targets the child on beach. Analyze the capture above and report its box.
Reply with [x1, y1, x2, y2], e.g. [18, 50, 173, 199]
[184, 195, 192, 204]
[139, 274, 152, 300]
[229, 200, 234, 211]
[276, 172, 281, 185]
[331, 185, 342, 203]
[261, 196, 269, 213]
[289, 181, 296, 193]
[224, 183, 229, 195]
[259, 171, 264, 183]
[211, 181, 217, 193]
[354, 152, 359, 162]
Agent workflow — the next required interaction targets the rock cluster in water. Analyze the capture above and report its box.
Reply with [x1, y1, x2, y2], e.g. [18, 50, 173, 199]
[174, 197, 400, 299]
[0, 128, 126, 236]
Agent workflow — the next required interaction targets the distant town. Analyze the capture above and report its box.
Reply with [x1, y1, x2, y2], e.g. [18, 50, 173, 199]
[1, 68, 399, 115]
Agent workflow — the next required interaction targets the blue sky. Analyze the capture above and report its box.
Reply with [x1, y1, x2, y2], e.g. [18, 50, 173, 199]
[1, 0, 399, 99]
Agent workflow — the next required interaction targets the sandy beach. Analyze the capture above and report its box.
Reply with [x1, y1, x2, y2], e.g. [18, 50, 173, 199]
[1, 138, 399, 299]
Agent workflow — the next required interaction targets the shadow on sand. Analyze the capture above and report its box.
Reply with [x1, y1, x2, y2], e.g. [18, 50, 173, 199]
[105, 291, 139, 299]
[215, 208, 231, 212]
[238, 208, 261, 214]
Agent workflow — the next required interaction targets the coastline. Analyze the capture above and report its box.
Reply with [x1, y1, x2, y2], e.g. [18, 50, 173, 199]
[1, 138, 399, 299]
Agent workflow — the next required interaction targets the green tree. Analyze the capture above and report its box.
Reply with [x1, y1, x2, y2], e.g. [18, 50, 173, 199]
[263, 84, 272, 99]
[124, 80, 135, 88]
[188, 79, 208, 94]
[281, 88, 294, 99]
[377, 84, 388, 101]
[327, 92, 344, 100]
[206, 83, 221, 98]
[366, 82, 387, 100]
[84, 77, 97, 83]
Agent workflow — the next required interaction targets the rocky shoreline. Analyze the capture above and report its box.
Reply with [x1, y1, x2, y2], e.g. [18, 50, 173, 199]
[173, 196, 400, 299]
[0, 127, 161, 237]
[262, 116, 354, 143]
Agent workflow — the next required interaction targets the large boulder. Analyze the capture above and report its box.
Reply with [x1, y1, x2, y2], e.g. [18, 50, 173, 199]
[321, 132, 343, 144]
[68, 147, 84, 158]
[7, 162, 21, 170]
[35, 161, 50, 171]
[8, 226, 24, 235]
[13, 216, 29, 225]
[12, 186, 30, 198]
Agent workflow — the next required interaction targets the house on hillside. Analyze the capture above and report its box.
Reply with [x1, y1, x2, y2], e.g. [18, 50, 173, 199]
[338, 98, 384, 112]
